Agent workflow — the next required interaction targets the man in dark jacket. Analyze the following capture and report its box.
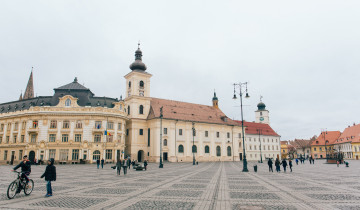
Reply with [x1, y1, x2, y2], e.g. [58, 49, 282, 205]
[13, 155, 31, 184]
[282, 159, 288, 172]
[144, 160, 148, 170]
[127, 158, 131, 169]
[275, 158, 280, 172]
[289, 159, 293, 172]
[96, 159, 100, 169]
[267, 158, 273, 172]
[116, 159, 122, 175]
[101, 158, 105, 169]
[40, 158, 56, 197]
[123, 158, 128, 175]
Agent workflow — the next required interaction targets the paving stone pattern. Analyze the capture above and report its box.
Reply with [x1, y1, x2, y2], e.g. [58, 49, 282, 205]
[0, 160, 359, 209]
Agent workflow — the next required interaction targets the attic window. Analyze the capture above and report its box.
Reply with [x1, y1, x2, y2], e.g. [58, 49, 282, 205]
[191, 114, 194, 116]
[97, 101, 101, 106]
[65, 99, 71, 107]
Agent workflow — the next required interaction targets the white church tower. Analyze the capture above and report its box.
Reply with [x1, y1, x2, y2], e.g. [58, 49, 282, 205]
[255, 96, 270, 124]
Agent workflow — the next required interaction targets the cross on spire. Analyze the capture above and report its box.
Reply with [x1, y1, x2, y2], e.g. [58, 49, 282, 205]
[260, 95, 263, 102]
[138, 41, 140, 49]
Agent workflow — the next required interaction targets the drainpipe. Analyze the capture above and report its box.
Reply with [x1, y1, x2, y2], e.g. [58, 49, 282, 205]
[175, 120, 178, 162]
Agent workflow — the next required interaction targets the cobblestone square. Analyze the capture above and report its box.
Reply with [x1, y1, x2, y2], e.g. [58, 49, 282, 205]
[0, 160, 359, 210]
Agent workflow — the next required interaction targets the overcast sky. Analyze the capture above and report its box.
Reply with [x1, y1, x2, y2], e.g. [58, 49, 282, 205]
[1, 1, 359, 140]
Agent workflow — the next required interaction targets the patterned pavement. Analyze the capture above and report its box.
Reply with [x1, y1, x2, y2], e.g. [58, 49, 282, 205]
[0, 160, 359, 210]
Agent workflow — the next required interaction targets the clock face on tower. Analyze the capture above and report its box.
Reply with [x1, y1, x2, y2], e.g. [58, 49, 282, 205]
[260, 117, 264, 121]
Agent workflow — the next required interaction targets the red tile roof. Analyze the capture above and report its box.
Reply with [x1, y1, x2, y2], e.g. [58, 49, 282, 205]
[290, 139, 313, 148]
[311, 131, 341, 146]
[335, 124, 360, 144]
[234, 121, 280, 137]
[147, 98, 239, 126]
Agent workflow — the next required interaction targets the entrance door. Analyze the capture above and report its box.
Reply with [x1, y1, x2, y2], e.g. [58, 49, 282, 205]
[29, 151, 35, 163]
[356, 155, 359, 160]
[10, 151, 15, 165]
[117, 150, 120, 161]
[137, 150, 144, 162]
[239, 153, 242, 161]
[163, 152, 168, 161]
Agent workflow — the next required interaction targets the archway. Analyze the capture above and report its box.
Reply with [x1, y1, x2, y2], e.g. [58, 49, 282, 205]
[137, 150, 144, 162]
[29, 151, 35, 163]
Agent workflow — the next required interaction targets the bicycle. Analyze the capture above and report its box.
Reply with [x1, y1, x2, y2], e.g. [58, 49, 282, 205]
[7, 171, 34, 199]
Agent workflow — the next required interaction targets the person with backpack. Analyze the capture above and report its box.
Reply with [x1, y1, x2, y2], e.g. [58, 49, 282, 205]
[40, 158, 56, 197]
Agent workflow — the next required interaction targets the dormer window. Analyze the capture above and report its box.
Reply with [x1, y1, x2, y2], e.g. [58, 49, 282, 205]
[316, 141, 319, 144]
[65, 99, 71, 107]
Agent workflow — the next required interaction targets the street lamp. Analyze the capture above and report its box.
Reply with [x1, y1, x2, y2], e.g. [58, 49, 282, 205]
[233, 82, 250, 172]
[159, 106, 164, 168]
[257, 129, 263, 163]
[192, 122, 196, 165]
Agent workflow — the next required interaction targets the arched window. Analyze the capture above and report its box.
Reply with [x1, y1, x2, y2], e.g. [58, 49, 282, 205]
[93, 150, 101, 160]
[139, 105, 144, 114]
[192, 145, 197, 153]
[205, 145, 210, 153]
[128, 105, 130, 115]
[163, 139, 167, 146]
[216, 146, 221, 156]
[178, 145, 184, 153]
[129, 81, 131, 88]
[139, 81, 144, 88]
[227, 146, 231, 156]
[65, 99, 71, 107]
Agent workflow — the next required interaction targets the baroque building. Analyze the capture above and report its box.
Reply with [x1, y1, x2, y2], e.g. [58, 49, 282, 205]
[0, 45, 282, 164]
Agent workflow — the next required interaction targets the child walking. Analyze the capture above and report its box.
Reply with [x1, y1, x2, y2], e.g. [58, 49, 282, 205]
[40, 158, 56, 197]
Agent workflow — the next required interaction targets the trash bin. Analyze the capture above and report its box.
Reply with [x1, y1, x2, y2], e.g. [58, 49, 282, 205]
[253, 165, 257, 172]
[346, 162, 349, 167]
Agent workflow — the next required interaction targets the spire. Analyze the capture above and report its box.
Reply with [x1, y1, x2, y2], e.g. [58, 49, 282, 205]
[129, 43, 147, 71]
[19, 92, 23, 101]
[212, 90, 219, 108]
[23, 68, 34, 100]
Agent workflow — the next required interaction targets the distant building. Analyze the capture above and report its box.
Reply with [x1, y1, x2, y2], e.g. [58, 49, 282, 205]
[334, 123, 360, 160]
[311, 131, 341, 159]
[289, 139, 313, 159]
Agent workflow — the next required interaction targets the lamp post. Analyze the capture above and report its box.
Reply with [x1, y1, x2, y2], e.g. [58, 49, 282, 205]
[159, 106, 163, 168]
[233, 82, 250, 172]
[192, 122, 196, 165]
[257, 129, 263, 163]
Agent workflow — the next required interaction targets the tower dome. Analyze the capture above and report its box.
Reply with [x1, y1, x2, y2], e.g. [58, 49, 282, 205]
[129, 44, 147, 71]
[257, 102, 266, 111]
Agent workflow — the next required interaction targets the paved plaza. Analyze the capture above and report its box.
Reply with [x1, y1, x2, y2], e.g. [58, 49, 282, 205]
[0, 160, 359, 210]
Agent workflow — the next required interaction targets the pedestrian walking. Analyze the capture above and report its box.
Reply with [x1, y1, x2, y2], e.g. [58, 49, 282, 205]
[127, 158, 131, 169]
[282, 159, 287, 172]
[295, 158, 299, 165]
[123, 158, 128, 175]
[312, 158, 315, 164]
[309, 157, 312, 164]
[337, 160, 340, 167]
[144, 160, 148, 171]
[101, 158, 105, 169]
[275, 158, 280, 172]
[268, 158, 273, 172]
[96, 159, 100, 169]
[116, 159, 122, 175]
[40, 158, 56, 197]
[289, 159, 293, 172]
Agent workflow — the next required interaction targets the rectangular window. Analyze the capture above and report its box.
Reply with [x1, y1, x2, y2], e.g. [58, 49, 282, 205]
[72, 149, 79, 160]
[0, 124, 4, 131]
[13, 135, 17, 143]
[32, 121, 38, 128]
[59, 149, 68, 161]
[314, 148, 317, 151]
[94, 134, 101, 143]
[107, 134, 113, 142]
[21, 135, 24, 143]
[179, 129, 183, 136]
[4, 150, 8, 160]
[75, 121, 82, 129]
[118, 123, 122, 130]
[50, 120, 57, 129]
[14, 122, 18, 130]
[22, 121, 26, 130]
[49, 134, 56, 142]
[107, 122, 114, 130]
[62, 134, 69, 142]
[7, 123, 11, 131]
[126, 129, 129, 136]
[0, 136, 2, 143]
[63, 120, 70, 129]
[205, 131, 208, 137]
[106, 149, 112, 160]
[216, 132, 220, 138]
[75, 134, 81, 142]
[164, 128, 167, 135]
[139, 129, 143, 135]
[6, 136, 10, 143]
[19, 150, 23, 159]
[227, 132, 230, 138]
[49, 149, 56, 159]
[95, 121, 102, 129]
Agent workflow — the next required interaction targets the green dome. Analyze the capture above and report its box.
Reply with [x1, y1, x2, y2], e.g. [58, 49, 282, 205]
[257, 102, 266, 110]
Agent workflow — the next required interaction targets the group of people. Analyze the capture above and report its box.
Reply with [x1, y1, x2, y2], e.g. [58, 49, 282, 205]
[267, 158, 293, 173]
[12, 155, 56, 197]
[295, 157, 315, 165]
[96, 158, 105, 169]
[114, 158, 148, 175]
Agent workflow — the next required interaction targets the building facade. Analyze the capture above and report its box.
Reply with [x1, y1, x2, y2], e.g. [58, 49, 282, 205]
[311, 131, 341, 159]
